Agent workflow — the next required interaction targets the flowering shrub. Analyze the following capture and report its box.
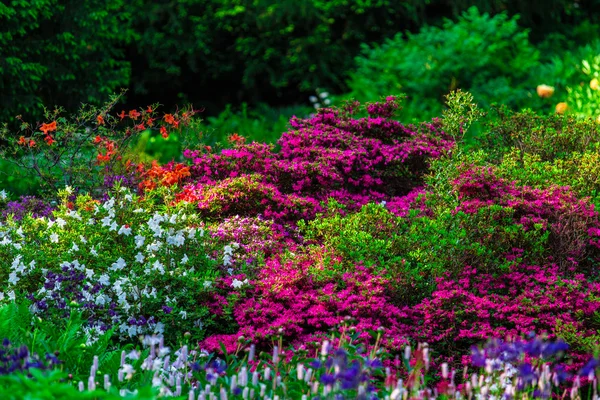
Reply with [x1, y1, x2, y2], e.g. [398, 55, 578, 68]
[201, 252, 414, 354]
[0, 186, 232, 346]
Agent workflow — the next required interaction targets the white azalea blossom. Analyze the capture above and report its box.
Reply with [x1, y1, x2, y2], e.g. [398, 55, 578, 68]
[50, 232, 59, 243]
[110, 257, 127, 271]
[135, 252, 145, 263]
[118, 225, 132, 236]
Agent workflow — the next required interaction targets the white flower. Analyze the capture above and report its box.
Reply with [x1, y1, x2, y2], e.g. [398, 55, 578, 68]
[152, 260, 164, 274]
[90, 247, 98, 257]
[68, 210, 81, 220]
[0, 190, 7, 200]
[64, 185, 73, 195]
[309, 96, 318, 103]
[85, 269, 94, 279]
[110, 257, 127, 271]
[101, 216, 112, 227]
[134, 235, 145, 248]
[70, 243, 79, 252]
[231, 278, 247, 289]
[179, 311, 187, 320]
[118, 225, 132, 236]
[50, 232, 59, 243]
[319, 92, 329, 98]
[314, 103, 321, 109]
[55, 218, 66, 228]
[80, 235, 87, 243]
[133, 208, 145, 213]
[98, 274, 110, 286]
[124, 194, 133, 202]
[8, 272, 19, 285]
[324, 99, 331, 105]
[135, 252, 144, 263]
[181, 254, 189, 264]
[203, 281, 212, 289]
[109, 221, 118, 231]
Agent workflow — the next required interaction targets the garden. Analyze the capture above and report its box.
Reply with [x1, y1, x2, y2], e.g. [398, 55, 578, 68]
[2, 1, 600, 399]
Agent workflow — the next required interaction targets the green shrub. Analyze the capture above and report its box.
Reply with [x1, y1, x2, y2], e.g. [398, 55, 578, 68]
[348, 7, 541, 122]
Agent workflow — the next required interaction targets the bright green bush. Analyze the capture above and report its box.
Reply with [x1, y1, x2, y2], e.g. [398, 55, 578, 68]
[298, 201, 405, 276]
[348, 7, 541, 122]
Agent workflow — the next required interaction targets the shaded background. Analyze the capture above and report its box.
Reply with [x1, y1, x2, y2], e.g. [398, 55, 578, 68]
[2, 0, 599, 125]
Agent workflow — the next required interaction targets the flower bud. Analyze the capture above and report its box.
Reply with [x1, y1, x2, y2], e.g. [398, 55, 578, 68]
[555, 102, 568, 114]
[537, 84, 555, 98]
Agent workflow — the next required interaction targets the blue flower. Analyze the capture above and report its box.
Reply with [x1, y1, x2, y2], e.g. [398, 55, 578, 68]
[579, 358, 599, 377]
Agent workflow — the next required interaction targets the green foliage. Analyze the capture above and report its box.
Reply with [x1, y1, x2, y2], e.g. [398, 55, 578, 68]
[475, 106, 600, 162]
[497, 147, 600, 207]
[298, 202, 405, 276]
[348, 7, 541, 122]
[442, 89, 485, 141]
[125, 0, 425, 109]
[0, 0, 134, 125]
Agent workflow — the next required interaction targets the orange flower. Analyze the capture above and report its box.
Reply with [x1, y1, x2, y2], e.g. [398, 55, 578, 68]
[160, 126, 168, 138]
[147, 106, 153, 113]
[135, 123, 146, 131]
[129, 110, 141, 120]
[164, 114, 175, 125]
[44, 135, 55, 146]
[97, 115, 105, 125]
[146, 117, 155, 127]
[118, 110, 126, 120]
[93, 135, 102, 144]
[28, 140, 36, 148]
[40, 121, 57, 134]
[555, 102, 568, 114]
[17, 136, 27, 146]
[96, 153, 110, 164]
[228, 133, 246, 144]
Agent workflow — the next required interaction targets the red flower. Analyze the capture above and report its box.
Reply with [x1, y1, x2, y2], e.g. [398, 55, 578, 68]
[118, 110, 126, 120]
[129, 109, 141, 120]
[135, 123, 146, 131]
[164, 114, 175, 125]
[146, 117, 155, 127]
[228, 133, 246, 144]
[96, 153, 110, 164]
[40, 121, 57, 135]
[17, 136, 27, 146]
[160, 126, 168, 138]
[97, 115, 105, 125]
[28, 140, 36, 148]
[44, 135, 55, 146]
[93, 135, 102, 144]
[146, 106, 153, 113]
